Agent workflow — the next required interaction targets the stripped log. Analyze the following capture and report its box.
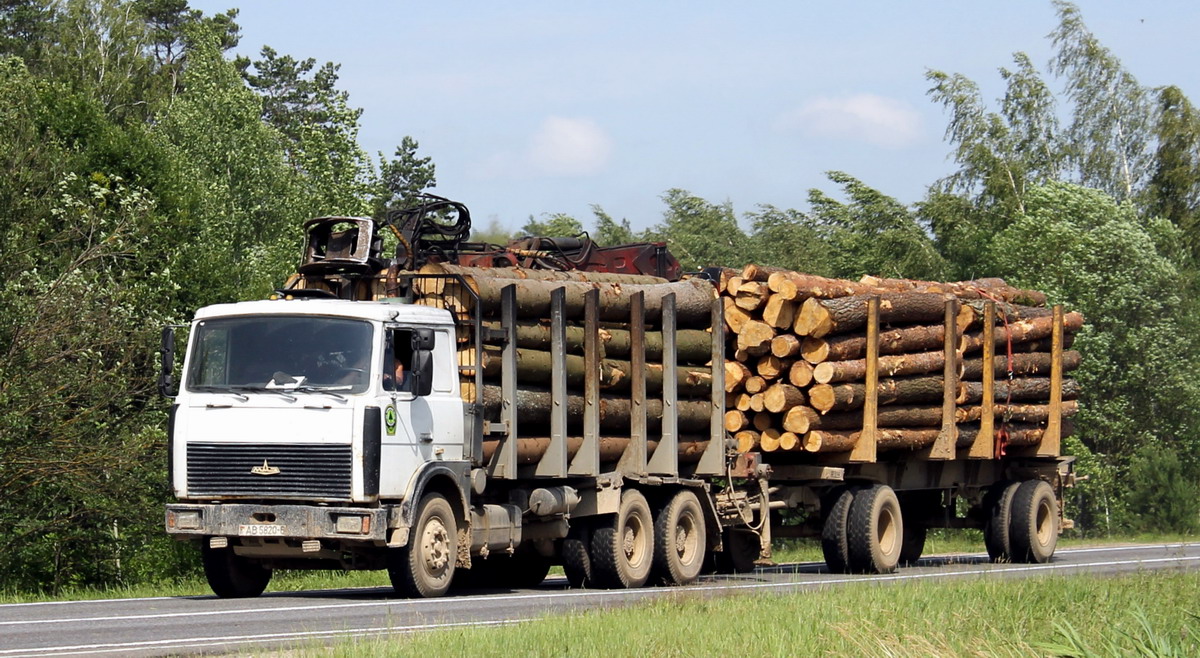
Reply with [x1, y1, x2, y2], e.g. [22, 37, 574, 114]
[961, 350, 1081, 380]
[956, 378, 1081, 404]
[481, 436, 710, 465]
[481, 386, 713, 433]
[809, 376, 947, 413]
[795, 293, 952, 338]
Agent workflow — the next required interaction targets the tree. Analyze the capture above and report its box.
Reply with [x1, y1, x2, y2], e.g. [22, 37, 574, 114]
[520, 212, 583, 237]
[590, 205, 639, 246]
[373, 135, 436, 217]
[648, 189, 749, 271]
[744, 204, 834, 276]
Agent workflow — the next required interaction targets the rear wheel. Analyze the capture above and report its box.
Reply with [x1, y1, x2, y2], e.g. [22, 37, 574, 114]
[899, 523, 927, 566]
[653, 490, 707, 585]
[561, 524, 593, 588]
[388, 493, 457, 598]
[712, 528, 759, 574]
[1009, 480, 1058, 563]
[590, 489, 654, 589]
[821, 486, 856, 573]
[201, 543, 272, 598]
[984, 481, 1020, 562]
[846, 484, 902, 574]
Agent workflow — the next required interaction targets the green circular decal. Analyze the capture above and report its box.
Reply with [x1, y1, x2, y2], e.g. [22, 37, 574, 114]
[385, 405, 397, 435]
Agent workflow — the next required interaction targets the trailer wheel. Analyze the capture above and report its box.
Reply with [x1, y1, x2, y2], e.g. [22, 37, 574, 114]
[1009, 480, 1058, 563]
[984, 481, 1020, 562]
[821, 486, 856, 573]
[388, 493, 457, 598]
[713, 528, 759, 574]
[899, 523, 927, 566]
[846, 484, 902, 574]
[561, 524, 592, 588]
[653, 490, 707, 585]
[590, 489, 654, 589]
[201, 543, 271, 598]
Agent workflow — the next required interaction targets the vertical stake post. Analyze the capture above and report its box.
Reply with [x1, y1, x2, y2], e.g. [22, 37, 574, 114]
[618, 292, 648, 475]
[569, 288, 601, 475]
[537, 287, 569, 477]
[925, 298, 958, 460]
[696, 296, 726, 476]
[1038, 305, 1064, 457]
[489, 283, 519, 479]
[969, 301, 997, 459]
[850, 297, 879, 463]
[647, 293, 679, 476]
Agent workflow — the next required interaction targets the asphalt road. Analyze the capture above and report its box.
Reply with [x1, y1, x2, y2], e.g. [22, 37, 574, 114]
[2, 542, 1197, 657]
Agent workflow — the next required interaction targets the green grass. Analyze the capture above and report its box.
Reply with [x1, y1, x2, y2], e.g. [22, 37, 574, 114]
[0, 531, 1192, 604]
[296, 571, 1200, 657]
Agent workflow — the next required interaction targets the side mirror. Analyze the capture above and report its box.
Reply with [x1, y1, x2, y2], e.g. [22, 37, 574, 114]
[158, 326, 177, 397]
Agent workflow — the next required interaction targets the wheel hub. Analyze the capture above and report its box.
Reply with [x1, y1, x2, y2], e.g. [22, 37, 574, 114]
[422, 519, 450, 571]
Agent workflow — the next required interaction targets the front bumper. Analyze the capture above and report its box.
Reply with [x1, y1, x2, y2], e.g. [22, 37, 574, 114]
[165, 503, 393, 543]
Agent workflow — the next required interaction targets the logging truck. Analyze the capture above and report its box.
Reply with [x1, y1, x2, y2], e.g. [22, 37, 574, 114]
[162, 196, 1076, 598]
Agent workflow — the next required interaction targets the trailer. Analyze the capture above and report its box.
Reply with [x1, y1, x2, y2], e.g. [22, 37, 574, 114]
[162, 196, 1074, 598]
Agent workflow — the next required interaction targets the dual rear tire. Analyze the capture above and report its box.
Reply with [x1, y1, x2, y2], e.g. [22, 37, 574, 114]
[822, 484, 903, 574]
[985, 479, 1058, 563]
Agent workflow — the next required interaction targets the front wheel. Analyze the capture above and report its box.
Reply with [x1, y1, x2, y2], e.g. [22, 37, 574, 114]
[389, 493, 458, 598]
[201, 543, 272, 598]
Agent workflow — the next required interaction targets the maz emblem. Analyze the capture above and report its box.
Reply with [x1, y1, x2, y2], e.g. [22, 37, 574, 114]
[251, 459, 281, 476]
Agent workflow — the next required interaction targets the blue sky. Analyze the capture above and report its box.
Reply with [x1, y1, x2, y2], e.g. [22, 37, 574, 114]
[189, 1, 1200, 233]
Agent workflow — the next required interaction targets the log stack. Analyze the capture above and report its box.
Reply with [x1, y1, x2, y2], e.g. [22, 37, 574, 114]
[719, 265, 1082, 461]
[414, 263, 719, 466]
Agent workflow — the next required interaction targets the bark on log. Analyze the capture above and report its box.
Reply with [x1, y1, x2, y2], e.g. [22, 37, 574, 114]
[788, 361, 815, 387]
[959, 312, 1085, 354]
[803, 430, 859, 453]
[872, 428, 942, 451]
[956, 378, 1081, 404]
[422, 263, 667, 285]
[802, 323, 949, 364]
[812, 405, 949, 431]
[767, 271, 876, 301]
[481, 320, 713, 363]
[795, 292, 953, 338]
[809, 375, 947, 413]
[480, 436, 710, 465]
[473, 347, 714, 396]
[955, 401, 1079, 424]
[858, 275, 1048, 306]
[956, 420, 1075, 448]
[764, 382, 806, 413]
[480, 386, 713, 433]
[429, 268, 716, 323]
[961, 350, 1082, 380]
[813, 349, 952, 384]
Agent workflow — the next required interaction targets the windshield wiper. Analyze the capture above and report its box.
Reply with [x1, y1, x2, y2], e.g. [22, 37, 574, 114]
[293, 384, 350, 401]
[228, 385, 297, 402]
[190, 385, 249, 401]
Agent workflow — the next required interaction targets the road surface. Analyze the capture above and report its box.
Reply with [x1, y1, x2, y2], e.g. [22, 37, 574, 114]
[1, 542, 1197, 657]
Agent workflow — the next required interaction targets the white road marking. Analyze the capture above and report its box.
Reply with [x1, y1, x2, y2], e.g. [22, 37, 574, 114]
[0, 618, 531, 657]
[5, 553, 1198, 630]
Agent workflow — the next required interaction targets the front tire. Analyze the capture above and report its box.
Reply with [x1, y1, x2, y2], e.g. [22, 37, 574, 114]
[846, 484, 902, 574]
[201, 543, 272, 598]
[590, 489, 654, 589]
[1009, 480, 1058, 563]
[389, 493, 457, 598]
[653, 490, 707, 585]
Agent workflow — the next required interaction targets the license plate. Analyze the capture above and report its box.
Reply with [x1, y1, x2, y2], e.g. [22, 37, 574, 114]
[239, 524, 284, 537]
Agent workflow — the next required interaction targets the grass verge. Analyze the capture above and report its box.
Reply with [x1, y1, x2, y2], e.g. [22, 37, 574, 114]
[299, 571, 1200, 657]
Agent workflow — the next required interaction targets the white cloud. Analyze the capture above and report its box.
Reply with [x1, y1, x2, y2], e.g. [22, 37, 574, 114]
[775, 94, 921, 149]
[472, 116, 614, 180]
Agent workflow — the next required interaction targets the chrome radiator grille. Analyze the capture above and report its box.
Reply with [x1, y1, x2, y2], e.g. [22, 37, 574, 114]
[186, 442, 352, 499]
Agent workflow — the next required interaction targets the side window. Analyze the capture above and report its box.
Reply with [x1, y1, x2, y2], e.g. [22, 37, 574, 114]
[384, 329, 413, 392]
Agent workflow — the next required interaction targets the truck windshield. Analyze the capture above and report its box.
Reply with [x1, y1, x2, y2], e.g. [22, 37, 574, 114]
[186, 316, 374, 394]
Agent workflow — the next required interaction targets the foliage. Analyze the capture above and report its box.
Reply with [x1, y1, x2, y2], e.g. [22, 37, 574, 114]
[519, 212, 584, 238]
